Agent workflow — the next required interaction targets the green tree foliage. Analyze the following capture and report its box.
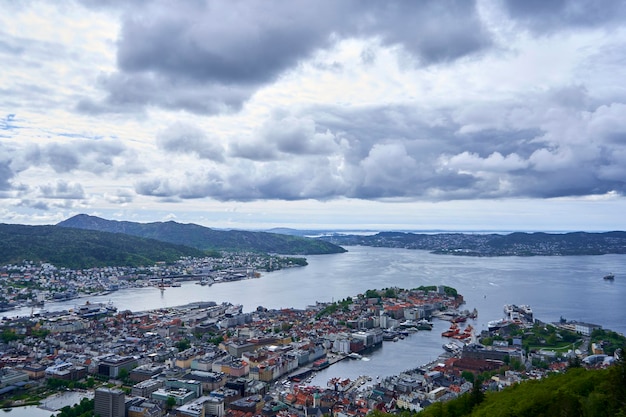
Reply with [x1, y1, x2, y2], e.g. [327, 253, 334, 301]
[365, 289, 381, 299]
[0, 329, 21, 343]
[590, 329, 626, 355]
[384, 288, 397, 298]
[407, 366, 626, 417]
[0, 224, 205, 268]
[57, 214, 346, 255]
[176, 338, 191, 351]
[166, 396, 177, 410]
[56, 397, 94, 417]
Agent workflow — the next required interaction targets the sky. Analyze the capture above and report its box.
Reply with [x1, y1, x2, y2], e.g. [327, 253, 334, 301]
[2, 0, 626, 232]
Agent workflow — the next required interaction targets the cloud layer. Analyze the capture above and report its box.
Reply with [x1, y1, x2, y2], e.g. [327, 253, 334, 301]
[1, 0, 626, 228]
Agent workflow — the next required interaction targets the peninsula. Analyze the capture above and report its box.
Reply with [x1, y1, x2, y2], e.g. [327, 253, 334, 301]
[319, 231, 626, 256]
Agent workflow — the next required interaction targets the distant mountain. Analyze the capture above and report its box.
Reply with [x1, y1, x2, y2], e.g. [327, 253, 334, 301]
[58, 214, 346, 255]
[319, 230, 626, 256]
[0, 224, 205, 269]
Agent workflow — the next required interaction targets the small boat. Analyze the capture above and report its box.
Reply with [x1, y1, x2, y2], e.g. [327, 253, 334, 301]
[603, 273, 615, 280]
[441, 323, 460, 337]
[417, 319, 434, 330]
[453, 325, 473, 340]
[443, 342, 461, 353]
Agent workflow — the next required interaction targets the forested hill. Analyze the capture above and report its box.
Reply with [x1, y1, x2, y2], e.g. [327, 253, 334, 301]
[319, 231, 626, 256]
[385, 363, 626, 417]
[0, 224, 205, 269]
[58, 214, 346, 255]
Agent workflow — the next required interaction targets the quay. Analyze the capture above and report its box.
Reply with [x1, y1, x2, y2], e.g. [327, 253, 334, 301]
[287, 353, 348, 382]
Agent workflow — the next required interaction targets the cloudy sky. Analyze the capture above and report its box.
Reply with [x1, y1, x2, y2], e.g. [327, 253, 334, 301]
[2, 0, 626, 231]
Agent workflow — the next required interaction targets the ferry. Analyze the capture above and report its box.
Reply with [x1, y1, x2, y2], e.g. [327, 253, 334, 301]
[487, 318, 511, 332]
[75, 301, 117, 318]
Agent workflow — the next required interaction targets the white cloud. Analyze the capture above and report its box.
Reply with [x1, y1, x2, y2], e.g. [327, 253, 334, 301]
[0, 0, 625, 231]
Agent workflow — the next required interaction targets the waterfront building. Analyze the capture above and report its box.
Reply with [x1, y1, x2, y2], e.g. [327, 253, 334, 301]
[94, 387, 125, 417]
[574, 322, 602, 336]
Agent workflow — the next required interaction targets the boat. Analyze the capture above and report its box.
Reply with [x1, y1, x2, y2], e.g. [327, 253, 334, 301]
[75, 301, 117, 318]
[417, 319, 434, 330]
[383, 330, 399, 341]
[603, 273, 615, 281]
[487, 318, 511, 332]
[453, 325, 473, 340]
[443, 342, 462, 353]
[441, 323, 460, 337]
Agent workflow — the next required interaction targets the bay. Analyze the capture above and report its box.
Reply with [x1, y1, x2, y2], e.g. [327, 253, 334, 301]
[9, 246, 625, 386]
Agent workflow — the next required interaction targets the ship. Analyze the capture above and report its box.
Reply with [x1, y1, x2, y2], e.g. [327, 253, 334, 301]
[452, 324, 473, 340]
[443, 342, 462, 353]
[75, 301, 117, 318]
[441, 322, 460, 337]
[487, 318, 511, 332]
[603, 273, 615, 280]
[417, 319, 434, 330]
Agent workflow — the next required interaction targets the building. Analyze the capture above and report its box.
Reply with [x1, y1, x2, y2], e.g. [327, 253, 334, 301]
[45, 362, 87, 381]
[131, 378, 164, 398]
[94, 387, 125, 417]
[21, 363, 46, 380]
[575, 322, 602, 336]
[127, 398, 163, 417]
[0, 368, 28, 388]
[98, 355, 138, 378]
[130, 364, 165, 383]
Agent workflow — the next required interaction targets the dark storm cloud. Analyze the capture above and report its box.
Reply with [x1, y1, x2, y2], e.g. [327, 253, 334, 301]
[362, 1, 490, 63]
[77, 72, 250, 115]
[135, 98, 626, 202]
[83, 0, 491, 114]
[501, 0, 626, 32]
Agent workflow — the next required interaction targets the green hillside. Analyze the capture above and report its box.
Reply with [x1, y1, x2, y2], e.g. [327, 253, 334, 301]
[57, 214, 346, 255]
[0, 224, 206, 269]
[373, 360, 626, 417]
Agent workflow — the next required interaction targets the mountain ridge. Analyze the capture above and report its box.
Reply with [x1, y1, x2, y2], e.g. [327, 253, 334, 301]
[0, 223, 205, 268]
[57, 214, 347, 255]
[319, 230, 626, 256]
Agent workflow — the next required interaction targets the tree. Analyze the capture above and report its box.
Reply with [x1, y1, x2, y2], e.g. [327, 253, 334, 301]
[461, 370, 475, 384]
[166, 396, 177, 410]
[118, 368, 129, 382]
[176, 338, 191, 351]
[469, 379, 485, 409]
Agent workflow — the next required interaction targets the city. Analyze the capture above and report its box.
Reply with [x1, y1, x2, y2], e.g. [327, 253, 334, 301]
[0, 259, 622, 417]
